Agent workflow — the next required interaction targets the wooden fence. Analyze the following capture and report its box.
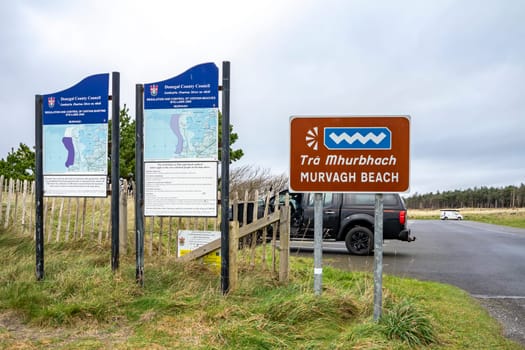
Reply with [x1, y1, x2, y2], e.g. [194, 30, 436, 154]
[0, 176, 290, 283]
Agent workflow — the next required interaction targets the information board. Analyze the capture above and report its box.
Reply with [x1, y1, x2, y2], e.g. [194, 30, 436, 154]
[143, 63, 219, 216]
[42, 74, 109, 197]
[289, 116, 410, 193]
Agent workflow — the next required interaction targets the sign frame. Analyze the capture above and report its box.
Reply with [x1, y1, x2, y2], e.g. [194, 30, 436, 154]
[41, 73, 110, 197]
[289, 115, 410, 193]
[142, 62, 219, 217]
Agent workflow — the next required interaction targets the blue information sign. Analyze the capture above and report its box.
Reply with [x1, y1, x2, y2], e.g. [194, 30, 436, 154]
[41, 73, 110, 197]
[43, 74, 109, 124]
[144, 62, 218, 109]
[143, 62, 219, 216]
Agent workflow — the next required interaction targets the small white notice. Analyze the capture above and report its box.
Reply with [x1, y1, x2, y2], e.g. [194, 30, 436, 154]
[145, 161, 217, 216]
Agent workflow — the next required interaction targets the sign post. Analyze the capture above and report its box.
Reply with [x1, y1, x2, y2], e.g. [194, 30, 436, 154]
[137, 62, 222, 288]
[290, 115, 410, 315]
[142, 63, 219, 217]
[36, 73, 115, 279]
[313, 192, 323, 295]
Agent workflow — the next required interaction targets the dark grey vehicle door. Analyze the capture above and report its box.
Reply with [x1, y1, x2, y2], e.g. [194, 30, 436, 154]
[300, 193, 340, 238]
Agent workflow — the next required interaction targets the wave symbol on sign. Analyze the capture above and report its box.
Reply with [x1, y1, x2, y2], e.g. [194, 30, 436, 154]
[328, 131, 387, 145]
[305, 127, 319, 150]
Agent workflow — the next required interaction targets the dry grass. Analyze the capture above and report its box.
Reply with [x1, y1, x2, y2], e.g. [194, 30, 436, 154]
[409, 207, 525, 218]
[409, 208, 525, 229]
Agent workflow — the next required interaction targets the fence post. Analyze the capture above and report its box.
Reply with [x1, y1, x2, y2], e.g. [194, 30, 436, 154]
[56, 197, 64, 242]
[65, 198, 72, 241]
[4, 178, 13, 228]
[13, 180, 20, 230]
[29, 181, 35, 236]
[91, 198, 97, 238]
[149, 216, 154, 256]
[271, 192, 280, 274]
[98, 197, 105, 243]
[229, 220, 239, 292]
[0, 175, 4, 225]
[250, 190, 259, 266]
[119, 180, 128, 254]
[279, 194, 290, 283]
[21, 180, 28, 234]
[47, 197, 55, 242]
[261, 190, 271, 268]
[80, 197, 87, 238]
[158, 217, 163, 256]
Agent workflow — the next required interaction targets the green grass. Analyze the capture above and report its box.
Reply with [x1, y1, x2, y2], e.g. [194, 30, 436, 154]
[410, 209, 525, 229]
[466, 213, 525, 229]
[0, 227, 522, 349]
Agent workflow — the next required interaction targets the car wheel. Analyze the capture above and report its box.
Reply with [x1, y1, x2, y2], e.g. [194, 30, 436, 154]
[345, 226, 373, 255]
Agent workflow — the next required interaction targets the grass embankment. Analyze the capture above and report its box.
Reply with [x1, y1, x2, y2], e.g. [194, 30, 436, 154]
[409, 208, 525, 229]
[0, 229, 522, 349]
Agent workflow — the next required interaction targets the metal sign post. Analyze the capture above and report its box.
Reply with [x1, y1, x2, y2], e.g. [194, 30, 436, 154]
[35, 95, 44, 281]
[220, 61, 231, 294]
[135, 84, 145, 286]
[313, 193, 323, 295]
[373, 193, 384, 321]
[289, 115, 410, 315]
[111, 72, 120, 272]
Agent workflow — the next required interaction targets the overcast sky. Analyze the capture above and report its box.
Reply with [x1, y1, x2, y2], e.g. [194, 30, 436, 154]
[1, 0, 524, 195]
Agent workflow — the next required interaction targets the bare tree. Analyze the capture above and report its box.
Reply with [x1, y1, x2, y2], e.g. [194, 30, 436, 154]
[229, 165, 288, 197]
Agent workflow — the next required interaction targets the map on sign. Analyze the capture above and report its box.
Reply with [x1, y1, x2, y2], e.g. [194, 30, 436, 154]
[144, 108, 218, 161]
[43, 124, 107, 174]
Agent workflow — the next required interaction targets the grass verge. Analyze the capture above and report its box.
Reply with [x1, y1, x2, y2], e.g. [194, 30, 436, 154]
[409, 208, 525, 229]
[0, 228, 522, 349]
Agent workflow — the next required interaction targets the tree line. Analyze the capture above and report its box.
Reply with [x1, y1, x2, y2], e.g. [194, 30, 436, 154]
[404, 184, 525, 209]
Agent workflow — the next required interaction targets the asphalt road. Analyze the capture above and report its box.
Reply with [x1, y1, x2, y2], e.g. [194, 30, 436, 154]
[290, 220, 525, 346]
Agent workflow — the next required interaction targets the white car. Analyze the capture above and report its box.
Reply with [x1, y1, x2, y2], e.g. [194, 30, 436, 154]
[440, 210, 463, 220]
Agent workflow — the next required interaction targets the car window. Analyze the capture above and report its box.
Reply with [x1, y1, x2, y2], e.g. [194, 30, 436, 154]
[344, 193, 398, 206]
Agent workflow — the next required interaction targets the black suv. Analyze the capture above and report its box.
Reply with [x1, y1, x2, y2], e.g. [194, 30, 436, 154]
[280, 192, 414, 255]
[232, 191, 414, 255]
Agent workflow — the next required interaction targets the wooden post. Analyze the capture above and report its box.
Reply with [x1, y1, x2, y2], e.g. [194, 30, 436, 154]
[149, 216, 154, 256]
[242, 190, 249, 249]
[176, 217, 182, 256]
[21, 180, 28, 234]
[168, 217, 173, 256]
[119, 180, 128, 254]
[98, 197, 105, 243]
[0, 175, 4, 225]
[261, 190, 271, 268]
[73, 197, 80, 240]
[56, 197, 64, 242]
[47, 197, 55, 242]
[271, 191, 280, 274]
[13, 180, 20, 230]
[4, 178, 13, 228]
[158, 217, 163, 256]
[29, 181, 35, 235]
[229, 221, 239, 292]
[91, 198, 97, 238]
[65, 198, 72, 241]
[80, 197, 87, 238]
[279, 194, 290, 283]
[250, 190, 259, 266]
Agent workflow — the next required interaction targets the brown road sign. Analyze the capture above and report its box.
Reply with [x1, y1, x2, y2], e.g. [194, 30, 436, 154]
[289, 115, 410, 193]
